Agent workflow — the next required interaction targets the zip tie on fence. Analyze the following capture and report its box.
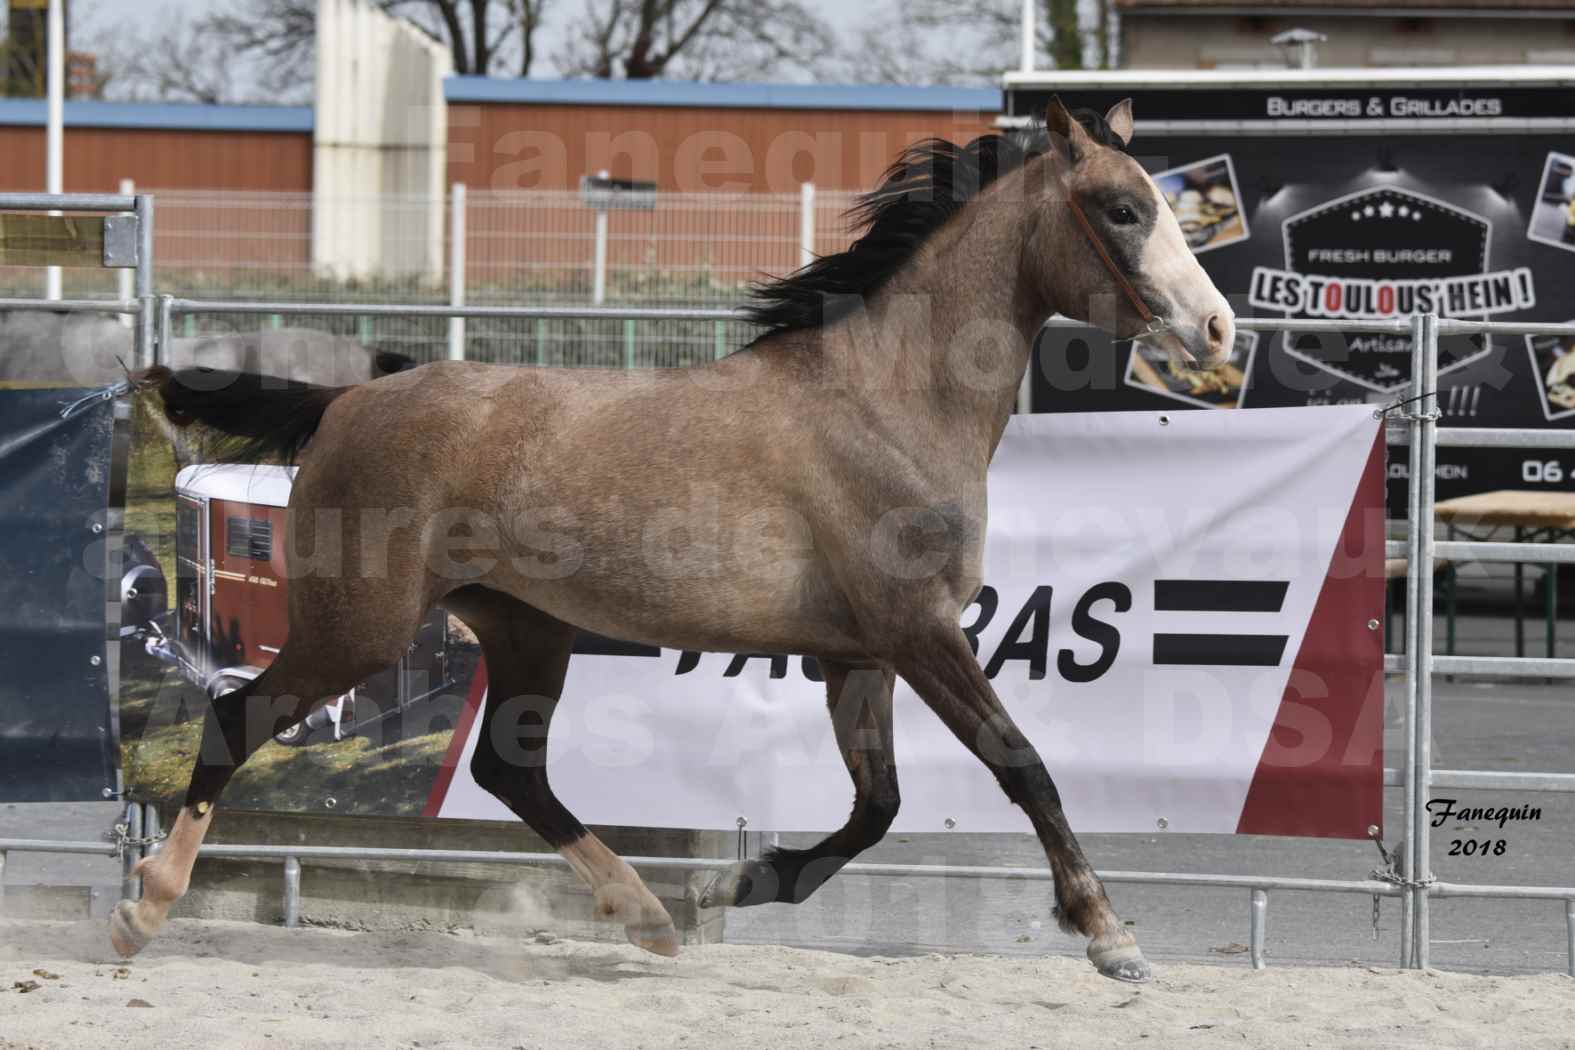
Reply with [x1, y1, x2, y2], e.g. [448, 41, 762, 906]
[1373, 389, 1441, 423]
[109, 821, 167, 859]
[58, 379, 133, 421]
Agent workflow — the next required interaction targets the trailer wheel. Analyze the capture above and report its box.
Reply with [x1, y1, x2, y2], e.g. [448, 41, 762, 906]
[208, 674, 249, 700]
[208, 673, 307, 746]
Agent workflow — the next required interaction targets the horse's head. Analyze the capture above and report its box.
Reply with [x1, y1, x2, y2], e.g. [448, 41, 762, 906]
[1027, 97, 1235, 371]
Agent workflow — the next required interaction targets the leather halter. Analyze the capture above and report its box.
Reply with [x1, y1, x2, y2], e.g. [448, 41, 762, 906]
[1065, 194, 1163, 334]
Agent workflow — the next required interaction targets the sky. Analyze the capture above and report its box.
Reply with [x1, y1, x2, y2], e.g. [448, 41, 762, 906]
[130, 0, 875, 81]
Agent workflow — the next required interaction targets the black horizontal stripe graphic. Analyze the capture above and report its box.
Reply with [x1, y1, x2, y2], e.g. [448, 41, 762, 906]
[1154, 579, 1289, 614]
[572, 631, 660, 657]
[1153, 633, 1288, 667]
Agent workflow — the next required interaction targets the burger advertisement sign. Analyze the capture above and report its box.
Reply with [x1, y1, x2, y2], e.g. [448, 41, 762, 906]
[1024, 102, 1574, 503]
[1249, 188, 1535, 393]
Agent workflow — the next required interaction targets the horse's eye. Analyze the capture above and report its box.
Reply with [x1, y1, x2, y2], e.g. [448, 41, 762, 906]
[1107, 205, 1138, 226]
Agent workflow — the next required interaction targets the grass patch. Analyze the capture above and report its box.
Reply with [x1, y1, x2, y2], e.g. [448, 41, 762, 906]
[125, 396, 179, 585]
[120, 659, 470, 815]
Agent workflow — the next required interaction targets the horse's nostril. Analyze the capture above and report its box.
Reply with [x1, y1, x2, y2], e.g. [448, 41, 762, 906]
[1206, 313, 1227, 347]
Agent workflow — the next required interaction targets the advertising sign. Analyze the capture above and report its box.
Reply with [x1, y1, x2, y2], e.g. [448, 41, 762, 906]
[430, 406, 1386, 840]
[1026, 117, 1575, 505]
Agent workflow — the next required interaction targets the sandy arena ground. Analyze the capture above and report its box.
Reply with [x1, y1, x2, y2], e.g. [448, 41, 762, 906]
[1, 919, 1572, 1050]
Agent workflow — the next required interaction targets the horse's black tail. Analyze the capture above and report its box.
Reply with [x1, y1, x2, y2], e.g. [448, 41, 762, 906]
[134, 366, 348, 465]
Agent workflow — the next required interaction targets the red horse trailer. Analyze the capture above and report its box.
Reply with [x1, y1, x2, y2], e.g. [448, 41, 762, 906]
[140, 464, 451, 745]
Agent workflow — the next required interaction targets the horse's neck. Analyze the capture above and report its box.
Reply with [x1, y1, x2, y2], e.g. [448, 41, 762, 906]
[819, 196, 1047, 460]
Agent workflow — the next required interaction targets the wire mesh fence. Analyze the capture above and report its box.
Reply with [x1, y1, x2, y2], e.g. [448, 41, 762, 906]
[1, 186, 865, 366]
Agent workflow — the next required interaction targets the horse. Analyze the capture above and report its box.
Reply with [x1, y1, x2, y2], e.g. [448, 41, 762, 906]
[115, 98, 1234, 984]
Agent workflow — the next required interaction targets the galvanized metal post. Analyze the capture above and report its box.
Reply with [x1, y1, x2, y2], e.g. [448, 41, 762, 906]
[1407, 313, 1441, 969]
[1563, 899, 1575, 978]
[282, 856, 301, 928]
[157, 295, 174, 375]
[1399, 313, 1424, 968]
[799, 182, 815, 270]
[1249, 889, 1268, 970]
[143, 803, 162, 857]
[1566, 899, 1574, 978]
[121, 802, 143, 901]
[117, 180, 135, 326]
[1020, 0, 1036, 71]
[135, 195, 157, 369]
[448, 182, 466, 361]
[0, 849, 7, 908]
[44, 0, 64, 301]
[1017, 329, 1035, 416]
[592, 170, 610, 305]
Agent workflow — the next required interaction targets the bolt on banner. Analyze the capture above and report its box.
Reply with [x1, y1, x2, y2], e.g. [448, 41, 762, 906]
[430, 406, 1385, 839]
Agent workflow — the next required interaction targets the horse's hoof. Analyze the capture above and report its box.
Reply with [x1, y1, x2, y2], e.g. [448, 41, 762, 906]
[697, 859, 774, 909]
[626, 921, 680, 958]
[1089, 936, 1152, 984]
[697, 868, 737, 909]
[1097, 955, 1153, 983]
[109, 901, 152, 958]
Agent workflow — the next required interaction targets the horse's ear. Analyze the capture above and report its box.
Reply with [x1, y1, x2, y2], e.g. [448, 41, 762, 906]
[1104, 98, 1134, 147]
[1045, 95, 1091, 166]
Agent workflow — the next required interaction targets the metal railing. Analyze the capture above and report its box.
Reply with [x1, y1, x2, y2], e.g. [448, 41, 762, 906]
[2, 186, 864, 362]
[2, 200, 1572, 973]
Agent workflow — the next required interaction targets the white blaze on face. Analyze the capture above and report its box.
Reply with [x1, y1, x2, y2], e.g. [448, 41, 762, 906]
[1139, 172, 1235, 369]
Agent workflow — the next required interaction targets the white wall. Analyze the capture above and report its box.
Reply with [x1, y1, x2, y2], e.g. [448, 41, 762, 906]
[312, 0, 451, 281]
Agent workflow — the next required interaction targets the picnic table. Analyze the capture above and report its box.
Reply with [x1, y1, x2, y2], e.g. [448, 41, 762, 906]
[1434, 489, 1575, 659]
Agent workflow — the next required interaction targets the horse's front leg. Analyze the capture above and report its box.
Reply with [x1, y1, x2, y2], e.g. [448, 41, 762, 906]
[893, 622, 1150, 983]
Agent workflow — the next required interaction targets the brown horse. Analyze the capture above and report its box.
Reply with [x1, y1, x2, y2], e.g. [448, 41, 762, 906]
[117, 99, 1232, 983]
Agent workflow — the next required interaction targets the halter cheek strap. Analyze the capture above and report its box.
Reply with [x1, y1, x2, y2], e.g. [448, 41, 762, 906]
[1065, 195, 1162, 332]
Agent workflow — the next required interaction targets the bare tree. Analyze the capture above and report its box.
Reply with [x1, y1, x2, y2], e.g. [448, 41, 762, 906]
[838, 0, 1113, 86]
[88, 0, 554, 104]
[375, 0, 554, 76]
[557, 0, 835, 82]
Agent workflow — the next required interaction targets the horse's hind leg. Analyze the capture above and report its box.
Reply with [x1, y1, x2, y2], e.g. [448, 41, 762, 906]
[447, 586, 680, 957]
[894, 625, 1150, 984]
[700, 661, 899, 908]
[110, 639, 400, 957]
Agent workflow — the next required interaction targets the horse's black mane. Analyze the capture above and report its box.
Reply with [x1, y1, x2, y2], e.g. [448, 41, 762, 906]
[742, 108, 1128, 335]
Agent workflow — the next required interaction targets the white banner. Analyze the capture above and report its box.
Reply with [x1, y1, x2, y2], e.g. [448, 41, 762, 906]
[431, 405, 1385, 838]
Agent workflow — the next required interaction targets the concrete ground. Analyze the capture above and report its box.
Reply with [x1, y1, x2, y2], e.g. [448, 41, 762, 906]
[727, 577, 1574, 976]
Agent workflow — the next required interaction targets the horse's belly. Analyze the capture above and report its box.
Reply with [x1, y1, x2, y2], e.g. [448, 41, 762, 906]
[480, 551, 864, 659]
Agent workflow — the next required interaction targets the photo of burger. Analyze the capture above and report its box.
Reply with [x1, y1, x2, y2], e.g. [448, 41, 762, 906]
[1125, 329, 1258, 409]
[1526, 326, 1575, 420]
[1152, 154, 1249, 254]
[1527, 151, 1575, 254]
